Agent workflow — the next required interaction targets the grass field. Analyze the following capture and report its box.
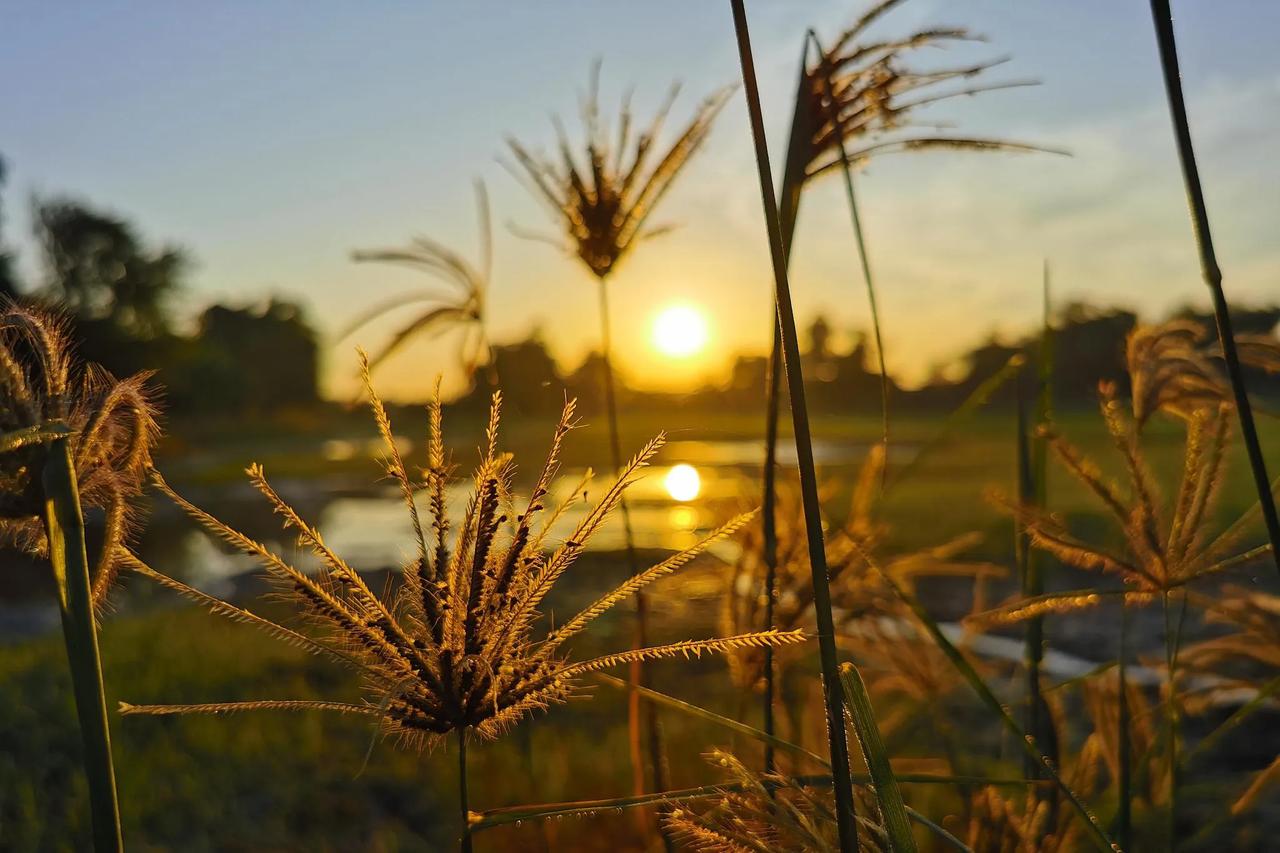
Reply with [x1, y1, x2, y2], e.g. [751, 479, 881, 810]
[4, 408, 1279, 850]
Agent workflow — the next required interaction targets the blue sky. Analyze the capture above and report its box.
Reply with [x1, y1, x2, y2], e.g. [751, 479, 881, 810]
[3, 1, 1279, 398]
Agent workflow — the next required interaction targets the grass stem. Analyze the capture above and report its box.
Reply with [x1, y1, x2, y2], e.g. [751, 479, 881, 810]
[1118, 599, 1131, 851]
[42, 435, 123, 852]
[728, 2, 858, 850]
[1148, 0, 1280, 577]
[459, 728, 472, 853]
[596, 277, 668, 846]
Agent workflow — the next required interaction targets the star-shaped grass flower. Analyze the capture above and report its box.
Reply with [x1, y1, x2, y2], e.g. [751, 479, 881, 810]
[121, 357, 802, 747]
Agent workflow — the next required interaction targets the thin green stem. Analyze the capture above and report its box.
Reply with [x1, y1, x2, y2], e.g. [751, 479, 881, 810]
[1148, 0, 1280, 578]
[459, 728, 472, 853]
[1163, 590, 1189, 849]
[1117, 600, 1132, 851]
[43, 436, 123, 852]
[729, 3, 858, 850]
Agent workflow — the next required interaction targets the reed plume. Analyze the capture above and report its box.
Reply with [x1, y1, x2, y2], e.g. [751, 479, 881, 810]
[504, 61, 731, 280]
[1127, 320, 1280, 427]
[347, 180, 491, 379]
[976, 391, 1271, 628]
[0, 305, 158, 611]
[121, 357, 802, 850]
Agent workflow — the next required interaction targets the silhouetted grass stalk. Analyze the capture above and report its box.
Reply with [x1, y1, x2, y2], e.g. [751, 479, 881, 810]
[43, 435, 123, 852]
[728, 2, 859, 850]
[1162, 590, 1188, 845]
[1148, 0, 1280, 577]
[1118, 600, 1132, 850]
[594, 277, 668, 840]
[459, 729, 472, 853]
[1018, 264, 1052, 790]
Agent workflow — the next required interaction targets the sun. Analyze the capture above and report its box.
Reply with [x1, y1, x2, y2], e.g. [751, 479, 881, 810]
[652, 304, 709, 358]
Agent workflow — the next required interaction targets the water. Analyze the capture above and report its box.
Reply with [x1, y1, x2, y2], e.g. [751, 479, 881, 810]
[134, 436, 902, 587]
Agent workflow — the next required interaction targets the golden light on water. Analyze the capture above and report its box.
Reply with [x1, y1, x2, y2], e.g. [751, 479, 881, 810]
[652, 304, 709, 358]
[664, 463, 701, 501]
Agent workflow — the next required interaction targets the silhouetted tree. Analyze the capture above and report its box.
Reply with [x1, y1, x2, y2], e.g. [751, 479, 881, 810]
[34, 196, 186, 339]
[0, 157, 19, 301]
[184, 300, 320, 413]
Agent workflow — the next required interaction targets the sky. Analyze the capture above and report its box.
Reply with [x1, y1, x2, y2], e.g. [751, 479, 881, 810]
[3, 1, 1279, 400]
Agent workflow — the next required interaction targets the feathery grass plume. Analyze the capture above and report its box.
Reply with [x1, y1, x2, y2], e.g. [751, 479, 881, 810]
[122, 359, 802, 846]
[504, 61, 731, 280]
[1127, 320, 1228, 426]
[1078, 671, 1164, 811]
[977, 392, 1271, 628]
[664, 750, 888, 853]
[1127, 319, 1280, 427]
[949, 786, 1081, 853]
[0, 304, 158, 611]
[347, 180, 491, 380]
[724, 446, 1003, 692]
[791, 0, 1054, 191]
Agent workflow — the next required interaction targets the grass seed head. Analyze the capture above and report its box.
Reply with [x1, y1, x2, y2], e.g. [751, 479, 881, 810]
[0, 304, 159, 610]
[505, 61, 731, 280]
[123, 365, 802, 748]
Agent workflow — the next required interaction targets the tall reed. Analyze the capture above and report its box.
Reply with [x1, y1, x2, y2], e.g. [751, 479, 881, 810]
[1147, 0, 1280, 577]
[505, 66, 731, 812]
[727, 2, 858, 849]
[1017, 263, 1053, 795]
[42, 435, 123, 852]
[757, 0, 1056, 759]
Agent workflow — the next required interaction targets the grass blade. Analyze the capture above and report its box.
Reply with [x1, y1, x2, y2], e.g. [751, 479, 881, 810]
[728, 3, 858, 848]
[1148, 0, 1280, 578]
[42, 436, 124, 851]
[594, 673, 829, 769]
[839, 663, 918, 852]
[885, 353, 1025, 493]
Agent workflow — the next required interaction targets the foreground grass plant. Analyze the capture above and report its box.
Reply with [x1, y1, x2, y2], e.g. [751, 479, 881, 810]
[759, 0, 1057, 771]
[1147, 0, 1280, 578]
[121, 355, 802, 849]
[0, 306, 158, 852]
[728, 1, 861, 847]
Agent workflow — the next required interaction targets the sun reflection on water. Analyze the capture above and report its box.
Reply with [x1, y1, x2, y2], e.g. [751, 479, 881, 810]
[663, 463, 701, 501]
